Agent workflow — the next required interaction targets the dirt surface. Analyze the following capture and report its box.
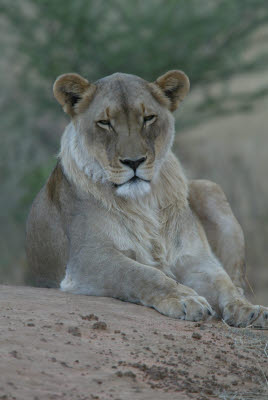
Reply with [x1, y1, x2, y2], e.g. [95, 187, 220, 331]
[1, 285, 268, 400]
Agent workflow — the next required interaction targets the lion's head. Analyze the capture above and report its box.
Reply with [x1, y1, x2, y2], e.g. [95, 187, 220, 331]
[54, 70, 189, 199]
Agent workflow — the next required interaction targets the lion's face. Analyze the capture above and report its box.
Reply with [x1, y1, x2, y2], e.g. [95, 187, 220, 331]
[54, 71, 189, 199]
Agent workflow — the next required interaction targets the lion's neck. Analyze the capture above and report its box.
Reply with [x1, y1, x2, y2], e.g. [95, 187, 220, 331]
[60, 123, 189, 214]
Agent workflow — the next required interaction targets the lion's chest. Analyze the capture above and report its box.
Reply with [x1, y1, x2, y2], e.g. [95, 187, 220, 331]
[104, 204, 180, 271]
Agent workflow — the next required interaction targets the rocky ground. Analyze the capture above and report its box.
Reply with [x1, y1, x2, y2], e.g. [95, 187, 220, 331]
[0, 285, 268, 400]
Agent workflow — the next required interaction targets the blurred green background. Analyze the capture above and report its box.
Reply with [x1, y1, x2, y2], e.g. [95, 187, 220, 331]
[0, 0, 267, 304]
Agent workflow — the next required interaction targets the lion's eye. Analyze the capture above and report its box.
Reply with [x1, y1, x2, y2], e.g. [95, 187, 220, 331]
[144, 115, 156, 124]
[98, 120, 110, 125]
[97, 120, 111, 129]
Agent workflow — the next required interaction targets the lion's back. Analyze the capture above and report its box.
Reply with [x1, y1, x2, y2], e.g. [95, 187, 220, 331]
[26, 164, 69, 287]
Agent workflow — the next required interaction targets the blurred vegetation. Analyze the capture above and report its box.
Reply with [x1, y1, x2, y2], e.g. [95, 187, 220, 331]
[2, 0, 268, 126]
[0, 0, 268, 292]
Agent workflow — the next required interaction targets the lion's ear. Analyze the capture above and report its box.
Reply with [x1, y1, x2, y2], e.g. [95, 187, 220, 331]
[53, 73, 96, 116]
[155, 70, 190, 111]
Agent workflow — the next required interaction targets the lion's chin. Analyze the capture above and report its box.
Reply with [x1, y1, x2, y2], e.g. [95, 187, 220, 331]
[115, 178, 151, 200]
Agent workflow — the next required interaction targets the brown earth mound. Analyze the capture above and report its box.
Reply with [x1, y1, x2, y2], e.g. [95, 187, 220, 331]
[0, 285, 267, 400]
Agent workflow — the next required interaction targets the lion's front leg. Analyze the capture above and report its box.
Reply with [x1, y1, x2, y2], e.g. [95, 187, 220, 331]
[61, 237, 213, 322]
[174, 219, 268, 328]
[208, 268, 268, 328]
[181, 189, 268, 327]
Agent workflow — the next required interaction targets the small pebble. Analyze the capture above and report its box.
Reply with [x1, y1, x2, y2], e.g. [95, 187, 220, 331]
[192, 332, 202, 340]
[68, 326, 81, 337]
[92, 321, 107, 330]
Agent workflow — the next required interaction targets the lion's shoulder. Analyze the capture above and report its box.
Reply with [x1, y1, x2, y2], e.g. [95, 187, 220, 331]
[46, 161, 72, 210]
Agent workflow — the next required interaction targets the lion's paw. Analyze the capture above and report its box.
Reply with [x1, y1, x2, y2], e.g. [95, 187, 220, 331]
[252, 306, 268, 328]
[155, 295, 214, 321]
[223, 300, 268, 328]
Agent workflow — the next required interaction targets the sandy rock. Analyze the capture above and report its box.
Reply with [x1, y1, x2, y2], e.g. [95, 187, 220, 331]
[0, 285, 267, 400]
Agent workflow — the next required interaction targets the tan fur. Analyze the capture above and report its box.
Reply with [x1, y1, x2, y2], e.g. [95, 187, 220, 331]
[26, 70, 268, 327]
[189, 180, 246, 290]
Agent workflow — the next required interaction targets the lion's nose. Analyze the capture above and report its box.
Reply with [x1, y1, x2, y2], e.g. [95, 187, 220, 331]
[120, 157, 146, 172]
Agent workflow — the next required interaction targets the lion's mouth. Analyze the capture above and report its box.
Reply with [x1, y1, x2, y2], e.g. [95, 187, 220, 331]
[113, 176, 150, 188]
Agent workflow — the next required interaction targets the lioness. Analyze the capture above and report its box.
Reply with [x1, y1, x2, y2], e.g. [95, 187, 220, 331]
[26, 70, 268, 327]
